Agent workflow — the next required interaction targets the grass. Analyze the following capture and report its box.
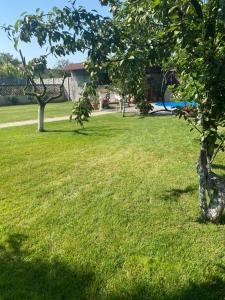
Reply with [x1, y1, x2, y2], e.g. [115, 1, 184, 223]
[0, 114, 224, 300]
[0, 101, 73, 124]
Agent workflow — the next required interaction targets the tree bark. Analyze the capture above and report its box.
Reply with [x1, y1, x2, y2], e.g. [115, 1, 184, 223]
[99, 98, 103, 111]
[38, 104, 46, 132]
[119, 98, 123, 112]
[122, 97, 125, 117]
[197, 143, 225, 222]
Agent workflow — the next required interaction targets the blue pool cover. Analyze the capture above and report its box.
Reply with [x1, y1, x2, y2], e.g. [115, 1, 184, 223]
[153, 101, 197, 108]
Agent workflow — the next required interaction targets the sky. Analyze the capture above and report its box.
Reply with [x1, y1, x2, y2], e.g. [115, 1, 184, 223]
[0, 0, 110, 67]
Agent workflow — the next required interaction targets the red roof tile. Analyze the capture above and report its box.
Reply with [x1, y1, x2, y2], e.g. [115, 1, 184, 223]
[65, 63, 85, 71]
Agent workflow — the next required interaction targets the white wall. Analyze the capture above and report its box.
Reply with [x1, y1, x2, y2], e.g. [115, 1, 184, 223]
[164, 89, 172, 102]
[70, 70, 90, 101]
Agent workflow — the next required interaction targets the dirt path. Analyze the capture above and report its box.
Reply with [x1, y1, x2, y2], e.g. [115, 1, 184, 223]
[0, 110, 116, 129]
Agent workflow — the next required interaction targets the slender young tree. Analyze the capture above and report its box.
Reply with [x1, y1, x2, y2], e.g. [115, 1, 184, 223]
[19, 51, 67, 132]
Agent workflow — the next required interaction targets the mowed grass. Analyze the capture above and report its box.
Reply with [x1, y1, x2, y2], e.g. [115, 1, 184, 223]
[0, 101, 73, 124]
[0, 114, 224, 300]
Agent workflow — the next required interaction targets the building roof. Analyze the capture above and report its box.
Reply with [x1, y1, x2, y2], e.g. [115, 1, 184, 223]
[65, 63, 85, 71]
[65, 63, 162, 74]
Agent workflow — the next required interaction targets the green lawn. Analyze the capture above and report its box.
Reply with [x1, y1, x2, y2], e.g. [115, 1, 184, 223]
[0, 114, 224, 300]
[0, 101, 73, 124]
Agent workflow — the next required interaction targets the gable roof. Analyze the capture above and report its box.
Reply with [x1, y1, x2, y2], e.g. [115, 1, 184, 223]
[65, 63, 85, 71]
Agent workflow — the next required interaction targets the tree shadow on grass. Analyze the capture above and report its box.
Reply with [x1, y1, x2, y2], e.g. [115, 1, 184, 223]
[160, 185, 197, 202]
[0, 233, 96, 300]
[45, 127, 128, 137]
[212, 164, 225, 171]
[219, 214, 225, 224]
[212, 164, 225, 178]
[108, 275, 225, 300]
[44, 129, 78, 133]
[137, 113, 173, 119]
[1, 233, 225, 300]
[122, 113, 139, 118]
[174, 277, 225, 300]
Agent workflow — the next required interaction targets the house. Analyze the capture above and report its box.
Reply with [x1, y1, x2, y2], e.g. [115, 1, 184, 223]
[65, 63, 172, 102]
[65, 63, 116, 106]
[64, 63, 89, 100]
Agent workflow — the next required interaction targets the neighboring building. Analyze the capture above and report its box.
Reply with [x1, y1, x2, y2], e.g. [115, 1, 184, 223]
[65, 63, 172, 102]
[65, 63, 114, 103]
[65, 63, 89, 100]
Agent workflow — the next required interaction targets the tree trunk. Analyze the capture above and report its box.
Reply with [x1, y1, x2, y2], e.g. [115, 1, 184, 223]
[197, 144, 225, 222]
[119, 98, 123, 112]
[38, 104, 45, 132]
[122, 97, 125, 117]
[99, 98, 103, 111]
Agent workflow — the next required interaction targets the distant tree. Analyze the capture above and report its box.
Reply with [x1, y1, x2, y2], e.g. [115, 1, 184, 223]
[45, 59, 70, 78]
[54, 59, 70, 70]
[0, 52, 19, 65]
[0, 52, 22, 78]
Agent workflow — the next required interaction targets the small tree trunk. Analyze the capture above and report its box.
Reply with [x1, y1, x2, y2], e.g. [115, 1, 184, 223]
[99, 98, 103, 111]
[119, 98, 122, 112]
[38, 104, 46, 132]
[122, 97, 126, 117]
[197, 144, 225, 222]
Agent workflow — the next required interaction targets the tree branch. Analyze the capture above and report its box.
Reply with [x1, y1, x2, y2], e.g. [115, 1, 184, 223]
[39, 73, 47, 98]
[45, 73, 67, 104]
[190, 0, 203, 19]
[19, 50, 42, 105]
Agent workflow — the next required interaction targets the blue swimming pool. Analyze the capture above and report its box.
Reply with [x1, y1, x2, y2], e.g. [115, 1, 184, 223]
[153, 101, 197, 108]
